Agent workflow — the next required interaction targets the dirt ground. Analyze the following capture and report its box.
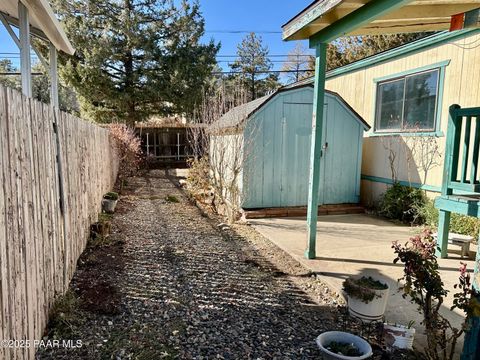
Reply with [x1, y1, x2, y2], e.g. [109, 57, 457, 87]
[36, 170, 412, 360]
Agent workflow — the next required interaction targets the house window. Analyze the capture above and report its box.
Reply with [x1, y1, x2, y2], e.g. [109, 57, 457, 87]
[375, 69, 440, 132]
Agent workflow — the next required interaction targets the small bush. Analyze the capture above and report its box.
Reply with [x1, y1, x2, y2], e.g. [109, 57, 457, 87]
[165, 195, 179, 203]
[416, 199, 480, 240]
[186, 157, 211, 199]
[47, 290, 84, 339]
[109, 124, 143, 188]
[379, 182, 426, 224]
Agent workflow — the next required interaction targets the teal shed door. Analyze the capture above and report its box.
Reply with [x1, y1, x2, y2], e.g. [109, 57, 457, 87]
[320, 100, 362, 205]
[280, 102, 313, 207]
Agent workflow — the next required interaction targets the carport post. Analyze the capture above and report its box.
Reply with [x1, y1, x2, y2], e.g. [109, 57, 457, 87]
[18, 0, 32, 97]
[305, 43, 327, 259]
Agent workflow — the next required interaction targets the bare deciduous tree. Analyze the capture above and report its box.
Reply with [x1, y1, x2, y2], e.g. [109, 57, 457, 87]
[380, 135, 401, 182]
[404, 126, 442, 189]
[187, 79, 256, 223]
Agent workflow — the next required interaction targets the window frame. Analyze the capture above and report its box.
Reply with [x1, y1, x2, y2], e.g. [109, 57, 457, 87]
[371, 60, 450, 137]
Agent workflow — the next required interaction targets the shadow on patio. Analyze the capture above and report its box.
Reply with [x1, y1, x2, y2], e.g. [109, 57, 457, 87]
[249, 213, 475, 352]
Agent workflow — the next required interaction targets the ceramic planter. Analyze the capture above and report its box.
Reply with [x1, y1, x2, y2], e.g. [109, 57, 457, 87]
[102, 198, 118, 214]
[347, 286, 389, 322]
[316, 331, 373, 360]
[383, 323, 415, 350]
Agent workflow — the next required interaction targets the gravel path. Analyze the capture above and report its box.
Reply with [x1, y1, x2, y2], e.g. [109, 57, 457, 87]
[38, 170, 344, 359]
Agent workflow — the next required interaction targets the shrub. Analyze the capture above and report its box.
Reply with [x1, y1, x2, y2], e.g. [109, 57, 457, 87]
[186, 157, 211, 199]
[109, 124, 143, 187]
[415, 199, 480, 240]
[379, 182, 426, 224]
[47, 290, 84, 339]
[393, 230, 474, 360]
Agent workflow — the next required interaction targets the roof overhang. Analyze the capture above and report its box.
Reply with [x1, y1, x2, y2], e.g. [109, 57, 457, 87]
[283, 0, 480, 44]
[0, 0, 74, 55]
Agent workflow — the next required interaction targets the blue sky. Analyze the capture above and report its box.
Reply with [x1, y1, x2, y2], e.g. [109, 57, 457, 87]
[199, 0, 314, 71]
[0, 1, 313, 73]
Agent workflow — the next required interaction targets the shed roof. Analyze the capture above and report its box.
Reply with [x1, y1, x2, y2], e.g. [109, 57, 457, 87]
[0, 0, 74, 54]
[283, 0, 480, 42]
[210, 83, 370, 132]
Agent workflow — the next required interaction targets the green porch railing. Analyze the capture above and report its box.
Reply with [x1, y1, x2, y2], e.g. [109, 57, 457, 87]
[434, 104, 480, 359]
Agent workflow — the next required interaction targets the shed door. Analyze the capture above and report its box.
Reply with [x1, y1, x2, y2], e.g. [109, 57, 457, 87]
[321, 101, 361, 205]
[280, 102, 313, 207]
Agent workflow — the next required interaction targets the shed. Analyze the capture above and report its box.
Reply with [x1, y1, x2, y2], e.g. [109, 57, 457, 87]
[210, 84, 370, 210]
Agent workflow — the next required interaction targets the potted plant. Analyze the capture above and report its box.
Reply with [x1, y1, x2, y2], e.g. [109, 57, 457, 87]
[316, 331, 373, 360]
[383, 321, 415, 350]
[102, 192, 119, 214]
[343, 276, 389, 322]
[392, 230, 479, 360]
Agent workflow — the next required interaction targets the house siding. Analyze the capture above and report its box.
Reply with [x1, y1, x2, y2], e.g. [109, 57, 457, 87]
[324, 31, 480, 205]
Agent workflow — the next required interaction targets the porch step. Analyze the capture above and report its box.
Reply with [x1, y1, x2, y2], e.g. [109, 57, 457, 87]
[243, 204, 365, 219]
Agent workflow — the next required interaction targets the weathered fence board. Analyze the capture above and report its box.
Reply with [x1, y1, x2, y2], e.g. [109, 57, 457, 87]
[0, 85, 119, 359]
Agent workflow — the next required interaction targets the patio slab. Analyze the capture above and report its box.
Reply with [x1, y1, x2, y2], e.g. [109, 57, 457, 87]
[249, 214, 477, 352]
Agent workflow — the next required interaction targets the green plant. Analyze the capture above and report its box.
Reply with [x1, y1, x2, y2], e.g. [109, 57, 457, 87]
[343, 276, 388, 303]
[392, 230, 473, 360]
[103, 191, 119, 201]
[89, 213, 113, 247]
[379, 182, 426, 224]
[47, 290, 84, 339]
[415, 199, 480, 240]
[326, 341, 362, 356]
[165, 195, 179, 203]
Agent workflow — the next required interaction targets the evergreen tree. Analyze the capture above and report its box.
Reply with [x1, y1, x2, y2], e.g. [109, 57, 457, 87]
[0, 59, 20, 90]
[281, 43, 314, 84]
[230, 32, 278, 100]
[0, 59, 79, 114]
[327, 33, 432, 71]
[51, 0, 219, 124]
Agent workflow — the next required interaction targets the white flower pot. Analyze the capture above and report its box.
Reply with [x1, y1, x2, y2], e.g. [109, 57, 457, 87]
[383, 323, 415, 350]
[316, 331, 373, 360]
[102, 199, 118, 214]
[347, 286, 389, 322]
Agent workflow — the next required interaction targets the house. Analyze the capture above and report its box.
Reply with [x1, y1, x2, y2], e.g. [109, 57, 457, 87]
[209, 83, 369, 211]
[292, 28, 480, 205]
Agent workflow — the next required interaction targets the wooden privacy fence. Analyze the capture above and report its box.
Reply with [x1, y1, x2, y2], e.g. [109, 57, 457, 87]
[0, 85, 119, 359]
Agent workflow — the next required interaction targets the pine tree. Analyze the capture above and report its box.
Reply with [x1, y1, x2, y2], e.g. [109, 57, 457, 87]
[281, 43, 314, 84]
[0, 59, 20, 90]
[327, 33, 432, 71]
[230, 32, 278, 100]
[51, 0, 219, 124]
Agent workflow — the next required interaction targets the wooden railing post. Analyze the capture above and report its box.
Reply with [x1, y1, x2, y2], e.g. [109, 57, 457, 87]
[436, 104, 460, 258]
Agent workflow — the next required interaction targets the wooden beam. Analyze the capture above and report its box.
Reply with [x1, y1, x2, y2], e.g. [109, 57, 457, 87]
[49, 44, 59, 108]
[0, 12, 20, 48]
[309, 0, 415, 46]
[0, 11, 49, 42]
[18, 1, 32, 97]
[305, 43, 327, 259]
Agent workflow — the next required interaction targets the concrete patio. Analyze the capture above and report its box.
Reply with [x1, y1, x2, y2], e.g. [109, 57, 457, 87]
[249, 214, 477, 351]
